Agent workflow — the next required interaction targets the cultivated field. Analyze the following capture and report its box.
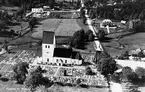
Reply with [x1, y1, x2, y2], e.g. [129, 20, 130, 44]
[32, 19, 82, 39]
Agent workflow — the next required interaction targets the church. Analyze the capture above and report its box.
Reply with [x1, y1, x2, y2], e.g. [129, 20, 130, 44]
[42, 31, 83, 66]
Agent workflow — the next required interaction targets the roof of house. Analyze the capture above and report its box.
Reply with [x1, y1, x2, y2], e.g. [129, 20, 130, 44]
[53, 48, 72, 58]
[42, 31, 55, 44]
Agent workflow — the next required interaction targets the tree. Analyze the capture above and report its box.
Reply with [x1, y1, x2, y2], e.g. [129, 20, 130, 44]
[97, 56, 117, 87]
[121, 66, 138, 82]
[135, 67, 145, 80]
[15, 7, 25, 18]
[129, 11, 135, 20]
[133, 20, 145, 32]
[89, 9, 95, 19]
[48, 0, 55, 9]
[133, 13, 139, 19]
[118, 51, 129, 60]
[13, 62, 29, 84]
[29, 17, 38, 29]
[139, 10, 145, 21]
[80, 7, 85, 19]
[85, 30, 94, 41]
[97, 51, 117, 76]
[88, 32, 94, 41]
[97, 29, 105, 40]
[24, 66, 51, 91]
[93, 51, 110, 64]
[25, 69, 43, 91]
[98, 58, 117, 77]
[85, 67, 94, 75]
[137, 51, 145, 58]
[69, 29, 85, 49]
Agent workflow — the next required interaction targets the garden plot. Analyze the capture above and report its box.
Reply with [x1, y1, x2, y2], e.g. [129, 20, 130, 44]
[32, 19, 81, 39]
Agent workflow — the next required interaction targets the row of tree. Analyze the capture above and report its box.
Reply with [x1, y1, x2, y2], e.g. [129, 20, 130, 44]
[121, 66, 145, 83]
[0, 0, 80, 10]
[0, 0, 55, 7]
[69, 29, 94, 49]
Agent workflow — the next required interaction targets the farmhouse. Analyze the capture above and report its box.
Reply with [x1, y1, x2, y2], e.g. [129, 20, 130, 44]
[55, 0, 80, 2]
[31, 8, 43, 13]
[42, 31, 82, 66]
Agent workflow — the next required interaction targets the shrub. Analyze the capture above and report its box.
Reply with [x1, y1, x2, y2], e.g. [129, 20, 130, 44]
[24, 66, 52, 91]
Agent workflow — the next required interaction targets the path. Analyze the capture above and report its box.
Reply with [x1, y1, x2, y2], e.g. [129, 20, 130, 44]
[84, 8, 103, 52]
[110, 82, 123, 92]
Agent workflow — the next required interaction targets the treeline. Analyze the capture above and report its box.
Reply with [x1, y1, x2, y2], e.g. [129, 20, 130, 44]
[88, 2, 145, 21]
[0, 0, 29, 6]
[0, 0, 55, 8]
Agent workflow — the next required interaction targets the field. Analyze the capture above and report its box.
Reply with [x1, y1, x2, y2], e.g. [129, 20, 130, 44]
[32, 19, 82, 39]
[102, 32, 145, 57]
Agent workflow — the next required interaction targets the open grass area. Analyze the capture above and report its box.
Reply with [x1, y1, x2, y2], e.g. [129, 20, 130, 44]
[102, 32, 145, 57]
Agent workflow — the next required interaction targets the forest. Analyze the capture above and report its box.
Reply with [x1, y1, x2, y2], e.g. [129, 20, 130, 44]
[0, 0, 55, 9]
[86, 0, 145, 21]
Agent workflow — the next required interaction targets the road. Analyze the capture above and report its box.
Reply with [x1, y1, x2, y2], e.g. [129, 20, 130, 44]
[80, 0, 123, 92]
[85, 12, 123, 92]
[85, 10, 104, 51]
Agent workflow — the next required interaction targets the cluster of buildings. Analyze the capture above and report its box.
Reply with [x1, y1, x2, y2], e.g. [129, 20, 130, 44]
[26, 6, 51, 18]
[30, 31, 83, 67]
[129, 48, 145, 61]
[42, 31, 82, 66]
[28, 31, 107, 86]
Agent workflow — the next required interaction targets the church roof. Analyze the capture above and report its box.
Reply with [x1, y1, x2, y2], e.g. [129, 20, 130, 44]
[42, 31, 55, 44]
[53, 48, 82, 60]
